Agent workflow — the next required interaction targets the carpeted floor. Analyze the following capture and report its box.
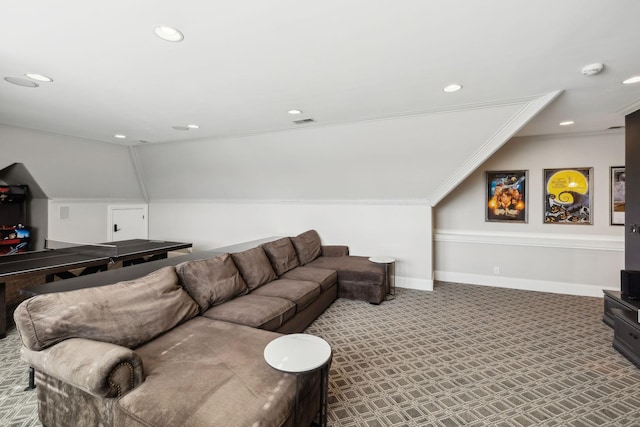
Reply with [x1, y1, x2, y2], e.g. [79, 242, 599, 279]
[2, 282, 640, 426]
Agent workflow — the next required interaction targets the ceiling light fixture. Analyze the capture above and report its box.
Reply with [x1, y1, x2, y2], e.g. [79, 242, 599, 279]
[581, 63, 604, 76]
[443, 84, 462, 93]
[187, 124, 200, 129]
[288, 109, 303, 115]
[559, 121, 575, 126]
[114, 134, 127, 139]
[172, 126, 189, 131]
[25, 73, 53, 82]
[623, 75, 640, 85]
[4, 76, 39, 87]
[154, 26, 184, 42]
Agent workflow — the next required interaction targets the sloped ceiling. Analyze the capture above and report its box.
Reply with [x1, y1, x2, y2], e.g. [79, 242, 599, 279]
[0, 163, 47, 198]
[0, 125, 145, 199]
[1, 1, 639, 202]
[136, 92, 558, 204]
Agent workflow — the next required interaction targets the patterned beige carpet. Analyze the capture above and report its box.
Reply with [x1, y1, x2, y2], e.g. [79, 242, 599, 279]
[2, 282, 640, 426]
[307, 283, 640, 426]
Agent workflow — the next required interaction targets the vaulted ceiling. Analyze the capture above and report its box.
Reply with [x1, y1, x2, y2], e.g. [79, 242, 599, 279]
[1, 1, 639, 203]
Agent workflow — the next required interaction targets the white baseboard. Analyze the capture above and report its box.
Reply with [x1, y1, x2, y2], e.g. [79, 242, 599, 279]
[434, 271, 617, 298]
[396, 276, 433, 292]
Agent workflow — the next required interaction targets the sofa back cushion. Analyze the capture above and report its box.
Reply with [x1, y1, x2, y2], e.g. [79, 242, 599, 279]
[176, 253, 248, 312]
[291, 229, 322, 265]
[261, 237, 299, 276]
[14, 266, 200, 351]
[231, 247, 277, 291]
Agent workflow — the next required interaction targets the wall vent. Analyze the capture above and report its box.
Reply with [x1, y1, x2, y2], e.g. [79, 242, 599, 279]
[293, 118, 315, 125]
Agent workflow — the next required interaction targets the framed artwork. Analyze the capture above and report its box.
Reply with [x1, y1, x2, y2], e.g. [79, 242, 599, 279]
[610, 166, 625, 225]
[486, 170, 527, 222]
[543, 168, 593, 224]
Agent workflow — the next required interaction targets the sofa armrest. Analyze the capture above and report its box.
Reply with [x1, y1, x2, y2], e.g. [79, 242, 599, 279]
[20, 338, 144, 398]
[321, 245, 349, 257]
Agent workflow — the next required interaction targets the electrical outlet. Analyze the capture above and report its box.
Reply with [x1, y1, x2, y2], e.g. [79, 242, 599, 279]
[493, 266, 500, 275]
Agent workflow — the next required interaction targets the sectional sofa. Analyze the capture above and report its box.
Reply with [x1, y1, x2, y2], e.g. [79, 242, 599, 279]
[13, 230, 387, 426]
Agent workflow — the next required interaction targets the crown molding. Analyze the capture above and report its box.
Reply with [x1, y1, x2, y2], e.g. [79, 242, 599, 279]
[428, 90, 563, 206]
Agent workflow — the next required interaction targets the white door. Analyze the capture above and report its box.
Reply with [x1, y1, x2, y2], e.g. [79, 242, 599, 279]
[108, 205, 148, 241]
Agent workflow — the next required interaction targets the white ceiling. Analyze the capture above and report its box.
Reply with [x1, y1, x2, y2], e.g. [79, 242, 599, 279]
[1, 0, 639, 146]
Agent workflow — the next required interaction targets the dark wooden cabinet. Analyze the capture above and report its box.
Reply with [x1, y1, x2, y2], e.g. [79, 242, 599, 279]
[603, 290, 640, 327]
[612, 308, 640, 368]
[603, 291, 640, 367]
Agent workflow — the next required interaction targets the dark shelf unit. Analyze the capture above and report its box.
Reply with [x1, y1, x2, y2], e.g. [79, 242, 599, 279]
[0, 185, 30, 255]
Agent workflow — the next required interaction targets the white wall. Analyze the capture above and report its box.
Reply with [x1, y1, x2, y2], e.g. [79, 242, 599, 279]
[434, 131, 625, 297]
[149, 200, 433, 291]
[0, 125, 148, 244]
[47, 199, 148, 244]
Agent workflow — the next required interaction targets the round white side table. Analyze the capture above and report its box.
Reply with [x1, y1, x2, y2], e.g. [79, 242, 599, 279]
[369, 256, 396, 300]
[264, 333, 332, 426]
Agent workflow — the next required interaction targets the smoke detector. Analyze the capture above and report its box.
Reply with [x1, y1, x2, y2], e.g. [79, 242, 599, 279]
[581, 63, 604, 76]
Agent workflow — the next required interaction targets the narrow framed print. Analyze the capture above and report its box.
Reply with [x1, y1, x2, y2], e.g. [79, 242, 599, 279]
[486, 170, 527, 222]
[611, 166, 625, 225]
[543, 168, 593, 224]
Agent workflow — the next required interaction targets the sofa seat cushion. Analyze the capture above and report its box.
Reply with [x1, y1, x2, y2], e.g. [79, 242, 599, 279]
[307, 255, 385, 285]
[291, 229, 322, 265]
[231, 247, 278, 291]
[262, 237, 299, 276]
[251, 279, 321, 311]
[114, 317, 313, 427]
[175, 253, 248, 312]
[202, 294, 296, 330]
[280, 266, 338, 292]
[13, 266, 200, 351]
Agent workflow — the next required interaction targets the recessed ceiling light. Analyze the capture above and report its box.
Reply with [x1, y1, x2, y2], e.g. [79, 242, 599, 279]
[288, 109, 303, 115]
[443, 84, 462, 93]
[114, 134, 127, 139]
[559, 121, 575, 126]
[187, 124, 200, 129]
[25, 73, 53, 82]
[623, 75, 640, 85]
[4, 77, 38, 87]
[154, 26, 184, 42]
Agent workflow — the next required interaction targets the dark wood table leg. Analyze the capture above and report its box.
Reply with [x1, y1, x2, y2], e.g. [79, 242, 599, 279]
[25, 367, 36, 390]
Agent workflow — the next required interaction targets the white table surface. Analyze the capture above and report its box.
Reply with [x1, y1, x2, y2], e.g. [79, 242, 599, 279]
[264, 333, 331, 373]
[369, 256, 395, 264]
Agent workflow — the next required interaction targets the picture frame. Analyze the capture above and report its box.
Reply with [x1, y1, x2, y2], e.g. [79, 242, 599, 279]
[485, 170, 527, 222]
[543, 168, 593, 224]
[610, 166, 625, 226]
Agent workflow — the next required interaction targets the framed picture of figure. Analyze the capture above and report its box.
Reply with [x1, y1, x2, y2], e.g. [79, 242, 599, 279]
[485, 170, 527, 223]
[543, 168, 593, 224]
[611, 166, 625, 225]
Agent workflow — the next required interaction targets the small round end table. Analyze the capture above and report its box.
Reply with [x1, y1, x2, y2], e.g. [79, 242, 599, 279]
[264, 333, 332, 426]
[369, 256, 396, 300]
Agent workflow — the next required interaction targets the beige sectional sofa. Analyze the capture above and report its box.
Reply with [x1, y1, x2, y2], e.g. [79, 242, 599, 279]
[13, 230, 386, 427]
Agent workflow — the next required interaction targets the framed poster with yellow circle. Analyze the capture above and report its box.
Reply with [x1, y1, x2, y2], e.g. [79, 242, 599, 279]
[543, 168, 593, 224]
